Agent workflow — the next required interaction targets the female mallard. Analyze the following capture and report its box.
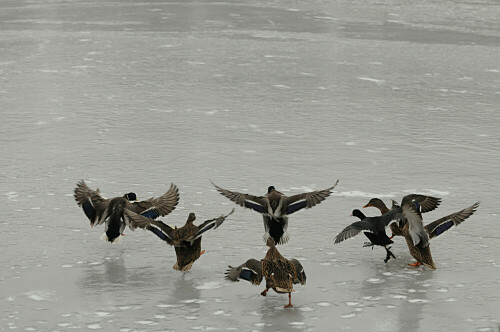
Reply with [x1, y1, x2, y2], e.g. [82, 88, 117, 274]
[124, 209, 234, 271]
[225, 237, 306, 308]
[364, 198, 479, 268]
[74, 180, 179, 243]
[212, 180, 339, 245]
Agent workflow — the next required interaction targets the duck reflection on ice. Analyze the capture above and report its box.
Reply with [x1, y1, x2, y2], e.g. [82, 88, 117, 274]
[259, 300, 306, 331]
[359, 263, 434, 332]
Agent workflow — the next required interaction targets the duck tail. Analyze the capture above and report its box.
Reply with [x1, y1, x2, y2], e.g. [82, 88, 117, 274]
[100, 233, 122, 244]
[173, 261, 194, 272]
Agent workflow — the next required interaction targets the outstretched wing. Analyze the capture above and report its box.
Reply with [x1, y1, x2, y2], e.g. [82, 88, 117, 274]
[401, 198, 429, 247]
[129, 183, 180, 219]
[73, 180, 110, 226]
[426, 202, 479, 239]
[212, 181, 267, 213]
[334, 219, 374, 244]
[225, 258, 263, 285]
[284, 180, 339, 215]
[404, 194, 441, 213]
[187, 209, 235, 241]
[123, 209, 174, 244]
[289, 258, 307, 285]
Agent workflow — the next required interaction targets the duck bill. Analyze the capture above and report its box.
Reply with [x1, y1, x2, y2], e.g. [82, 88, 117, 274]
[362, 204, 370, 208]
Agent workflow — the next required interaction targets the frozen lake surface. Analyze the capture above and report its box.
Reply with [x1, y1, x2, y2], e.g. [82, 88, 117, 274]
[1, 0, 500, 330]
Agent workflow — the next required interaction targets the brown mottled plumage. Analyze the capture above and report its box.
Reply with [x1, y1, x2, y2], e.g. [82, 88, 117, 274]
[366, 198, 479, 269]
[73, 180, 179, 243]
[124, 209, 234, 271]
[225, 238, 306, 308]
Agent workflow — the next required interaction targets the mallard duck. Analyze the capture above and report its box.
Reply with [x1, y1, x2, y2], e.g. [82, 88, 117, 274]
[212, 180, 339, 245]
[74, 180, 179, 243]
[124, 209, 234, 271]
[334, 194, 441, 263]
[364, 198, 479, 268]
[225, 237, 306, 308]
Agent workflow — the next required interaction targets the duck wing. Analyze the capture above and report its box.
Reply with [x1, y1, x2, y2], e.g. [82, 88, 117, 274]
[284, 180, 339, 215]
[289, 258, 306, 285]
[225, 258, 263, 285]
[212, 181, 267, 213]
[123, 209, 174, 244]
[334, 218, 375, 244]
[129, 183, 180, 219]
[401, 197, 429, 247]
[187, 209, 234, 241]
[403, 194, 441, 213]
[426, 202, 479, 239]
[74, 180, 110, 226]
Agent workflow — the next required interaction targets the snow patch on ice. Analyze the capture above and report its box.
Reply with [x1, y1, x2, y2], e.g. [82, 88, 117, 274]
[408, 299, 429, 303]
[357, 77, 385, 85]
[299, 307, 314, 312]
[334, 191, 394, 198]
[341, 313, 356, 318]
[196, 281, 222, 290]
[87, 324, 101, 329]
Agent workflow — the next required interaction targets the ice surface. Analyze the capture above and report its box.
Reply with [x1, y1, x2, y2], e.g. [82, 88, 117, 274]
[1, 0, 499, 331]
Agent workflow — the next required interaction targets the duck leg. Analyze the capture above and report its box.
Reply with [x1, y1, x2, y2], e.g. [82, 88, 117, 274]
[284, 293, 293, 309]
[408, 261, 422, 267]
[384, 246, 396, 263]
[200, 250, 205, 255]
[260, 288, 269, 297]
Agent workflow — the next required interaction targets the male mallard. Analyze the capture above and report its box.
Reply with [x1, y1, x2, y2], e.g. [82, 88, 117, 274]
[74, 180, 179, 243]
[124, 209, 234, 271]
[364, 198, 479, 268]
[212, 180, 339, 245]
[225, 237, 306, 308]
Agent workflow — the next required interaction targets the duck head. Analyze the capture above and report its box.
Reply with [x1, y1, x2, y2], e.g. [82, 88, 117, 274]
[363, 198, 388, 213]
[351, 209, 366, 220]
[267, 186, 276, 193]
[266, 237, 276, 248]
[186, 213, 196, 223]
[124, 192, 138, 201]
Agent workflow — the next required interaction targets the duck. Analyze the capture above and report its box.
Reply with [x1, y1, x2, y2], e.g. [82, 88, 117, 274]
[225, 237, 306, 308]
[334, 209, 397, 262]
[334, 194, 441, 263]
[364, 198, 479, 268]
[124, 209, 234, 271]
[74, 180, 179, 243]
[212, 180, 339, 245]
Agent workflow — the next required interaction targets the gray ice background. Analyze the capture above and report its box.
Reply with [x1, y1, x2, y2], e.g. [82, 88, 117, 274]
[1, 0, 500, 331]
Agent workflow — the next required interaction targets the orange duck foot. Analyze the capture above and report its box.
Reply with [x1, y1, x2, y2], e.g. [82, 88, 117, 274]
[260, 289, 269, 297]
[408, 261, 422, 267]
[284, 293, 293, 308]
[200, 250, 205, 255]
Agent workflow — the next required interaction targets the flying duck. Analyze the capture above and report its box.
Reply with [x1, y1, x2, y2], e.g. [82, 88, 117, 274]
[212, 180, 339, 245]
[124, 209, 234, 271]
[74, 180, 179, 243]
